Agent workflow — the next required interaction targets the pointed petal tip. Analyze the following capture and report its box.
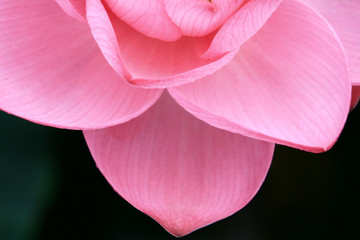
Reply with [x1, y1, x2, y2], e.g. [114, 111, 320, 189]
[280, 138, 337, 154]
[161, 222, 197, 238]
[298, 145, 330, 154]
[155, 214, 214, 237]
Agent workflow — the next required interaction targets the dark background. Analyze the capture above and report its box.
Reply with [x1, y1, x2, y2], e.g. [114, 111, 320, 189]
[1, 105, 359, 240]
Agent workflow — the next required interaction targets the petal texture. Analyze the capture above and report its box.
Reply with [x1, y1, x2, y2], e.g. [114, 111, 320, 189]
[104, 0, 182, 41]
[84, 92, 274, 237]
[198, 0, 283, 59]
[300, 0, 360, 84]
[55, 0, 86, 22]
[0, 0, 162, 129]
[86, 0, 237, 88]
[170, 0, 351, 152]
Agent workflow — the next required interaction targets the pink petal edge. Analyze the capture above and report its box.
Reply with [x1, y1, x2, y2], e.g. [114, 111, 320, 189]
[300, 0, 360, 85]
[55, 0, 86, 23]
[86, 0, 132, 81]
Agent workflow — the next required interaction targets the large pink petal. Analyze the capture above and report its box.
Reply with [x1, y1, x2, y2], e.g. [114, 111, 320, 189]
[83, 92, 274, 237]
[198, 0, 283, 59]
[300, 0, 360, 85]
[85, 0, 237, 88]
[0, 0, 162, 129]
[103, 0, 182, 41]
[169, 0, 351, 152]
[163, 0, 244, 37]
[55, 0, 86, 22]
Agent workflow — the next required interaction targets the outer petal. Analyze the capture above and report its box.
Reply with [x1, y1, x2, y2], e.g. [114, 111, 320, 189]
[0, 0, 162, 129]
[55, 0, 86, 22]
[169, 0, 351, 152]
[300, 0, 360, 85]
[83, 92, 274, 237]
[104, 0, 182, 41]
[198, 0, 283, 59]
[86, 0, 238, 88]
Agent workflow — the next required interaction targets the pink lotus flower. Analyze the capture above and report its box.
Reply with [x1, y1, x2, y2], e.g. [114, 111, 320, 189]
[0, 0, 358, 237]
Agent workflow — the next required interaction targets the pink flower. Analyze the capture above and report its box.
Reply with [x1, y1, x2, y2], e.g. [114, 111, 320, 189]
[0, 0, 358, 237]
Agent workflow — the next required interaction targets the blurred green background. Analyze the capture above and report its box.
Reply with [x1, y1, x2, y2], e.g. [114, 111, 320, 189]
[0, 106, 359, 240]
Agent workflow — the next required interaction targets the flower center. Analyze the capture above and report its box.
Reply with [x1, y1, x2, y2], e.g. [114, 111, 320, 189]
[163, 0, 244, 37]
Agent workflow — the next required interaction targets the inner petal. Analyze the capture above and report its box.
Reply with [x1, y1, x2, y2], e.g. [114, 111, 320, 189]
[163, 0, 244, 37]
[103, 0, 182, 41]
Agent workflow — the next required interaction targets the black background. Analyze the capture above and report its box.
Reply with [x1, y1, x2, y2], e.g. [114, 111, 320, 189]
[1, 105, 359, 240]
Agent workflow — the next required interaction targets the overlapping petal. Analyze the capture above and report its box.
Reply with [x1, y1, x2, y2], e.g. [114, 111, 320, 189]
[86, 0, 238, 88]
[198, 0, 283, 59]
[84, 92, 274, 237]
[104, 0, 182, 41]
[169, 0, 351, 152]
[86, 0, 132, 79]
[55, 0, 86, 22]
[0, 0, 162, 129]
